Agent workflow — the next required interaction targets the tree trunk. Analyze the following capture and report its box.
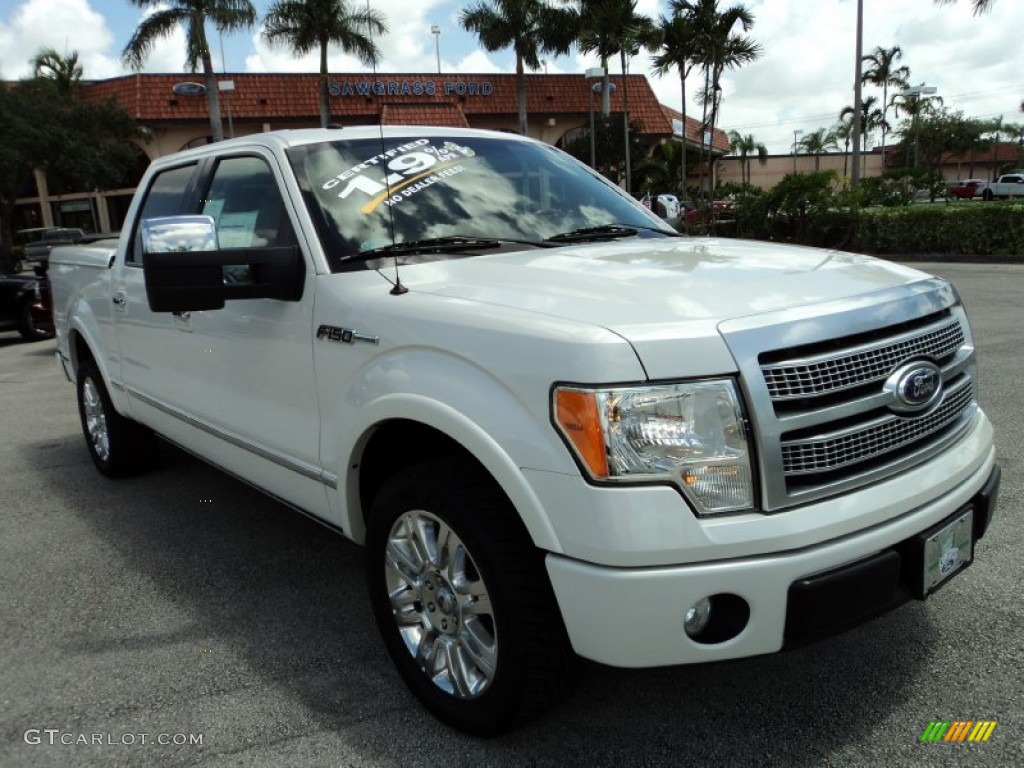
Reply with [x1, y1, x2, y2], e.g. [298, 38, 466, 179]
[516, 54, 527, 136]
[198, 28, 223, 143]
[621, 51, 630, 195]
[880, 83, 887, 175]
[696, 67, 711, 199]
[319, 39, 331, 128]
[600, 55, 611, 117]
[679, 75, 688, 200]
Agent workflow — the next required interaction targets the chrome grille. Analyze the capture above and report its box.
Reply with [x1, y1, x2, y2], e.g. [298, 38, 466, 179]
[762, 318, 964, 400]
[781, 377, 973, 476]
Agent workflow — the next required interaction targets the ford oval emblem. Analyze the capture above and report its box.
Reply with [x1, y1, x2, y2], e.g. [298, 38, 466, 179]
[172, 82, 206, 96]
[883, 360, 943, 413]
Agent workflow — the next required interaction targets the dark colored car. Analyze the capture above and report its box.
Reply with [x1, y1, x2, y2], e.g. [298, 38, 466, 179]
[17, 227, 85, 264]
[0, 266, 54, 341]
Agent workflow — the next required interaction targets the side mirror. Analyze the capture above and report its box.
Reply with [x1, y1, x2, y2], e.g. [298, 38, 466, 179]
[141, 215, 304, 313]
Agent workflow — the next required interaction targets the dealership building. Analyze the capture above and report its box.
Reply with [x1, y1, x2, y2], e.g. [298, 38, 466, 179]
[13, 72, 729, 235]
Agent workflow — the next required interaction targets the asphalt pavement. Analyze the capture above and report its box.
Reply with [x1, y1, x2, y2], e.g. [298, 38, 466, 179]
[1, 261, 1021, 767]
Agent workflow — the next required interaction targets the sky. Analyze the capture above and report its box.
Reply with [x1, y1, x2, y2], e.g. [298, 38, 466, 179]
[1, 0, 1022, 154]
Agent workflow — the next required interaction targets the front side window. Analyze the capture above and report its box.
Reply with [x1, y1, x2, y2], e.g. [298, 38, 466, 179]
[201, 156, 296, 249]
[286, 135, 673, 271]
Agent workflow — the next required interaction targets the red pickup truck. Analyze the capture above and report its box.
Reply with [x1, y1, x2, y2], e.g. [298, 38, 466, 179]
[946, 179, 984, 199]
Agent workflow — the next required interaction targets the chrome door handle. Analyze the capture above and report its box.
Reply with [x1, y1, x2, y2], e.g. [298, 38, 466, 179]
[112, 295, 125, 306]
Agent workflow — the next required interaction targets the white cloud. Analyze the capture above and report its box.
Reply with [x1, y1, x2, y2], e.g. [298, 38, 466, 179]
[0, 0, 121, 79]
[245, 0, 450, 75]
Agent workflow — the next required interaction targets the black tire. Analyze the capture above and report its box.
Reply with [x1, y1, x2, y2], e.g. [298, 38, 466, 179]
[365, 457, 573, 735]
[76, 360, 158, 477]
[982, 189, 994, 201]
[17, 301, 54, 341]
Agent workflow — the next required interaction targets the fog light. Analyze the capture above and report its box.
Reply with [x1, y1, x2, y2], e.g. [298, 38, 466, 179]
[684, 597, 712, 638]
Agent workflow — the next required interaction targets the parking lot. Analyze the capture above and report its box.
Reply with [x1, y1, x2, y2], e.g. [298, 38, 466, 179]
[1, 261, 1021, 767]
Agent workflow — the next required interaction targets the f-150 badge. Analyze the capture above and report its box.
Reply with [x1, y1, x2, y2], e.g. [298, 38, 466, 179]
[316, 325, 379, 345]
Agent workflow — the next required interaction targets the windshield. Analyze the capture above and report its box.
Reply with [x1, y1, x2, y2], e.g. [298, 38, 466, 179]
[286, 134, 675, 271]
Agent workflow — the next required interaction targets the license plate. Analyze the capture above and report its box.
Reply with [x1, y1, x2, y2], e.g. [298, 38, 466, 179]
[922, 509, 974, 594]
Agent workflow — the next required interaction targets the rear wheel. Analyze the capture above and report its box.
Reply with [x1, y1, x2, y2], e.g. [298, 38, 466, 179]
[365, 457, 572, 735]
[77, 360, 158, 477]
[17, 301, 53, 341]
[982, 189, 994, 201]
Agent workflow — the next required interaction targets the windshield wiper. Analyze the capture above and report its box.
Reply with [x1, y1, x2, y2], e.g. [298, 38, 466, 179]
[347, 235, 550, 261]
[544, 224, 639, 243]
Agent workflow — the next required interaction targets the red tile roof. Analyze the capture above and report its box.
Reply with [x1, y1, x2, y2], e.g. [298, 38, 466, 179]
[76, 72, 679, 136]
[381, 102, 470, 127]
[660, 105, 730, 153]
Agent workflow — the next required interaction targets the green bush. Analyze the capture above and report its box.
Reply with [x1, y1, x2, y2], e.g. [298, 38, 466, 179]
[855, 203, 1024, 256]
[727, 185, 1024, 256]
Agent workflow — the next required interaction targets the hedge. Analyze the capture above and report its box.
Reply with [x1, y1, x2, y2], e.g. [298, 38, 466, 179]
[728, 200, 1024, 258]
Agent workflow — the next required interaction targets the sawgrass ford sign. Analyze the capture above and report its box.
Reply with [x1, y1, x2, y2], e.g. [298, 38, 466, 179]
[329, 80, 494, 98]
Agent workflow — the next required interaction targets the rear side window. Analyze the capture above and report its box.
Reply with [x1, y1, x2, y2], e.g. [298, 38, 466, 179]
[129, 164, 197, 263]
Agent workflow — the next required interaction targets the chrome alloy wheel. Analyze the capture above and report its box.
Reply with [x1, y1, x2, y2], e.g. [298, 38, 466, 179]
[82, 377, 110, 462]
[384, 509, 497, 698]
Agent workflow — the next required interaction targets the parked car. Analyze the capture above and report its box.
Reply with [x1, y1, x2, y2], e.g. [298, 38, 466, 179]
[0, 265, 54, 341]
[50, 127, 999, 734]
[946, 179, 984, 199]
[654, 194, 680, 222]
[17, 227, 85, 264]
[679, 199, 736, 228]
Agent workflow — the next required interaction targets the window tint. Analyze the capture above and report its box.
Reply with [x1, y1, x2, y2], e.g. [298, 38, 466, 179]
[130, 163, 196, 263]
[201, 156, 296, 249]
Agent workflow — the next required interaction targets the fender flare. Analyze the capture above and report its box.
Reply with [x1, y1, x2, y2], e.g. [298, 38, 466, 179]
[324, 350, 573, 552]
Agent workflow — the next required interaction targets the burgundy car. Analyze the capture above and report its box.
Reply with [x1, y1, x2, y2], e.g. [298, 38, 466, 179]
[947, 179, 984, 199]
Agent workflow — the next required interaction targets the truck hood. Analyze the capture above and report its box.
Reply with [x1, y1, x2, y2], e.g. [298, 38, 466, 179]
[398, 237, 931, 378]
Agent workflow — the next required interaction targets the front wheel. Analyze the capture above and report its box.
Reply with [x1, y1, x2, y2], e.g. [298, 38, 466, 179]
[365, 457, 572, 735]
[77, 360, 158, 477]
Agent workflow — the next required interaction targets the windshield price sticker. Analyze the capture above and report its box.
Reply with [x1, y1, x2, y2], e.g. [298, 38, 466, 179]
[320, 140, 476, 214]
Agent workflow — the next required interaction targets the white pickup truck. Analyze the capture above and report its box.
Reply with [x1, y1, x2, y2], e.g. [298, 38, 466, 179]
[977, 172, 1024, 200]
[50, 127, 1000, 734]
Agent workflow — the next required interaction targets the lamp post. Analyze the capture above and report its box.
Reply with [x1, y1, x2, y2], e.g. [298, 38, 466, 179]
[585, 67, 604, 171]
[431, 25, 441, 74]
[899, 85, 937, 168]
[793, 129, 803, 173]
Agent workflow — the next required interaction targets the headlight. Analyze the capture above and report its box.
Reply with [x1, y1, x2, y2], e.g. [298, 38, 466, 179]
[554, 380, 754, 515]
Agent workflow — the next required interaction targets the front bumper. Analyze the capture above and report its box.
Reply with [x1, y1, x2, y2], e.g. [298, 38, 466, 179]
[545, 457, 999, 668]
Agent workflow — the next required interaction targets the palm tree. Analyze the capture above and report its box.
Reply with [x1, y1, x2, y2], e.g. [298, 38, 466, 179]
[727, 130, 766, 184]
[841, 96, 886, 176]
[890, 88, 944, 168]
[576, 0, 657, 192]
[798, 127, 839, 172]
[123, 0, 256, 143]
[577, 0, 656, 117]
[934, 0, 995, 13]
[861, 45, 910, 165]
[840, 96, 886, 149]
[833, 116, 854, 176]
[651, 5, 702, 197]
[690, 0, 761, 194]
[263, 0, 386, 128]
[32, 48, 83, 96]
[460, 0, 577, 136]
